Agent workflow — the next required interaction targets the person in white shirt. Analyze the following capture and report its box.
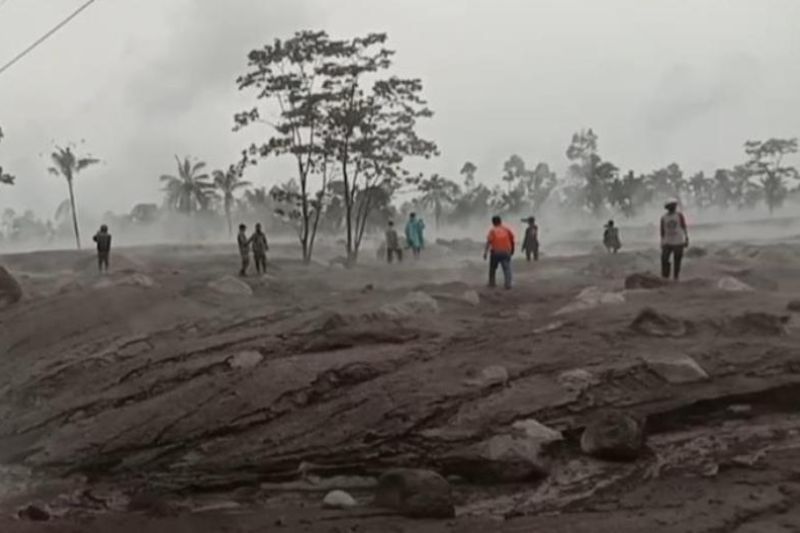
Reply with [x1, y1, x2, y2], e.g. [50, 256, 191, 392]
[660, 199, 689, 281]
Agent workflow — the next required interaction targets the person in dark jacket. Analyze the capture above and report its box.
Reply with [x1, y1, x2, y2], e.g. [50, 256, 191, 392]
[251, 223, 269, 274]
[93, 224, 112, 273]
[521, 216, 539, 261]
[237, 224, 251, 276]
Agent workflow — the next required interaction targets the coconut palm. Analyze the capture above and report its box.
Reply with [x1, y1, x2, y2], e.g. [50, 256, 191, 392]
[48, 145, 100, 249]
[213, 166, 251, 235]
[160, 156, 214, 214]
[417, 173, 461, 229]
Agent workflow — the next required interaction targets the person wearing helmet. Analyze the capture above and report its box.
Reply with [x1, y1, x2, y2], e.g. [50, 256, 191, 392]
[603, 220, 621, 254]
[93, 224, 112, 273]
[521, 216, 539, 262]
[660, 199, 689, 280]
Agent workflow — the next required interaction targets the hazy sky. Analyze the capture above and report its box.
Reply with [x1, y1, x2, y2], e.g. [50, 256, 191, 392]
[1, 0, 799, 218]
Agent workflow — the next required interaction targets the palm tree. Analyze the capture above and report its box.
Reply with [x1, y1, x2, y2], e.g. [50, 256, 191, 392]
[160, 156, 213, 214]
[418, 174, 461, 229]
[48, 145, 100, 249]
[213, 166, 251, 235]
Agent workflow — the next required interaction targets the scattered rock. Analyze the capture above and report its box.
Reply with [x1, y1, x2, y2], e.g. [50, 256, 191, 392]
[557, 368, 598, 393]
[686, 246, 707, 258]
[323, 490, 357, 509]
[554, 287, 625, 315]
[581, 410, 645, 461]
[716, 276, 754, 292]
[642, 353, 709, 384]
[375, 469, 454, 519]
[631, 308, 691, 337]
[380, 291, 440, 319]
[227, 350, 263, 370]
[0, 265, 23, 307]
[464, 365, 509, 387]
[624, 272, 670, 290]
[462, 290, 480, 306]
[787, 300, 800, 312]
[442, 433, 554, 483]
[17, 504, 50, 521]
[208, 275, 253, 296]
[511, 419, 563, 442]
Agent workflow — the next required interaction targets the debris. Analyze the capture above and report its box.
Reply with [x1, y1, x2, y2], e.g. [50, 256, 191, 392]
[442, 433, 553, 483]
[511, 418, 563, 442]
[581, 410, 645, 461]
[323, 490, 357, 509]
[554, 287, 625, 315]
[0, 265, 23, 307]
[557, 368, 598, 393]
[641, 353, 709, 384]
[380, 291, 440, 319]
[208, 275, 253, 296]
[624, 272, 670, 290]
[227, 350, 263, 370]
[631, 308, 691, 337]
[716, 276, 754, 292]
[375, 468, 454, 519]
[462, 290, 481, 306]
[464, 365, 509, 387]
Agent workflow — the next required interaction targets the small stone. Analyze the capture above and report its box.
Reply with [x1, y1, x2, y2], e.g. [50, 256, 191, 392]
[728, 404, 752, 416]
[323, 490, 357, 509]
[17, 504, 50, 521]
[625, 272, 670, 290]
[717, 276, 754, 292]
[375, 468, 454, 519]
[511, 419, 563, 441]
[642, 353, 709, 384]
[227, 350, 263, 370]
[581, 410, 645, 461]
[380, 292, 440, 319]
[554, 287, 625, 315]
[462, 290, 480, 306]
[441, 433, 552, 483]
[557, 368, 598, 393]
[533, 321, 566, 334]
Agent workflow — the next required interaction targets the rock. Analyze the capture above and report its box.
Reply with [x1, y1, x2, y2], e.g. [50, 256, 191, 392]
[581, 410, 645, 461]
[323, 490, 357, 509]
[17, 504, 50, 521]
[716, 276, 754, 292]
[94, 273, 155, 290]
[511, 419, 563, 442]
[227, 350, 263, 370]
[533, 320, 566, 334]
[686, 246, 707, 258]
[624, 272, 670, 290]
[0, 265, 23, 307]
[375, 468, 454, 519]
[464, 365, 509, 387]
[208, 275, 253, 296]
[557, 368, 598, 393]
[787, 300, 800, 312]
[554, 287, 625, 315]
[380, 291, 439, 319]
[630, 308, 691, 337]
[728, 404, 753, 417]
[462, 290, 480, 306]
[442, 431, 558, 483]
[642, 353, 709, 384]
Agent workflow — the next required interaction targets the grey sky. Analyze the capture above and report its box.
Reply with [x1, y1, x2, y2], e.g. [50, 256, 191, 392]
[1, 0, 799, 218]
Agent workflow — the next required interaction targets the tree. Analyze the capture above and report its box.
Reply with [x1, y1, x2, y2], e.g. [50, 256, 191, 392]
[48, 144, 100, 249]
[235, 30, 338, 263]
[160, 155, 214, 214]
[460, 161, 477, 189]
[0, 127, 14, 186]
[213, 161, 251, 235]
[566, 129, 616, 215]
[526, 162, 557, 212]
[646, 163, 685, 203]
[745, 138, 799, 213]
[687, 171, 714, 209]
[608, 170, 648, 218]
[323, 34, 437, 262]
[417, 174, 461, 228]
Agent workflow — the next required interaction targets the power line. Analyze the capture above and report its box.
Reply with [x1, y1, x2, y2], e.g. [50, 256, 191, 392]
[0, 0, 99, 79]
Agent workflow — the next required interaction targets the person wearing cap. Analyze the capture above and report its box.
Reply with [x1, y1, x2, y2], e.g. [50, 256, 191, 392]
[484, 215, 515, 289]
[521, 216, 539, 262]
[660, 199, 689, 280]
[405, 212, 426, 259]
[92, 224, 112, 273]
[603, 220, 621, 254]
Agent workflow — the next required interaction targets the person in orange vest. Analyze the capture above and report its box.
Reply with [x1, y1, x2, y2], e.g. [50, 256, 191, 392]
[483, 215, 515, 289]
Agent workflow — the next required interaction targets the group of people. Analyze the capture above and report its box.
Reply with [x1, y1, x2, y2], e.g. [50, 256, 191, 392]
[89, 201, 690, 286]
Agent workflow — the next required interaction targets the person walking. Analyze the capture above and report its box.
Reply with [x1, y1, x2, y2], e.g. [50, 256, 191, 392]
[251, 223, 269, 274]
[483, 215, 515, 289]
[521, 216, 539, 262]
[405, 212, 426, 259]
[603, 220, 621, 253]
[92, 224, 112, 273]
[385, 221, 403, 263]
[660, 199, 689, 280]
[237, 223, 251, 277]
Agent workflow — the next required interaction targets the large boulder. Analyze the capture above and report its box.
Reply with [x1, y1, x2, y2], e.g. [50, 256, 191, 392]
[642, 353, 708, 384]
[581, 410, 645, 461]
[380, 292, 440, 319]
[441, 426, 560, 483]
[624, 272, 670, 290]
[0, 265, 23, 308]
[323, 490, 357, 510]
[374, 469, 454, 519]
[208, 275, 253, 296]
